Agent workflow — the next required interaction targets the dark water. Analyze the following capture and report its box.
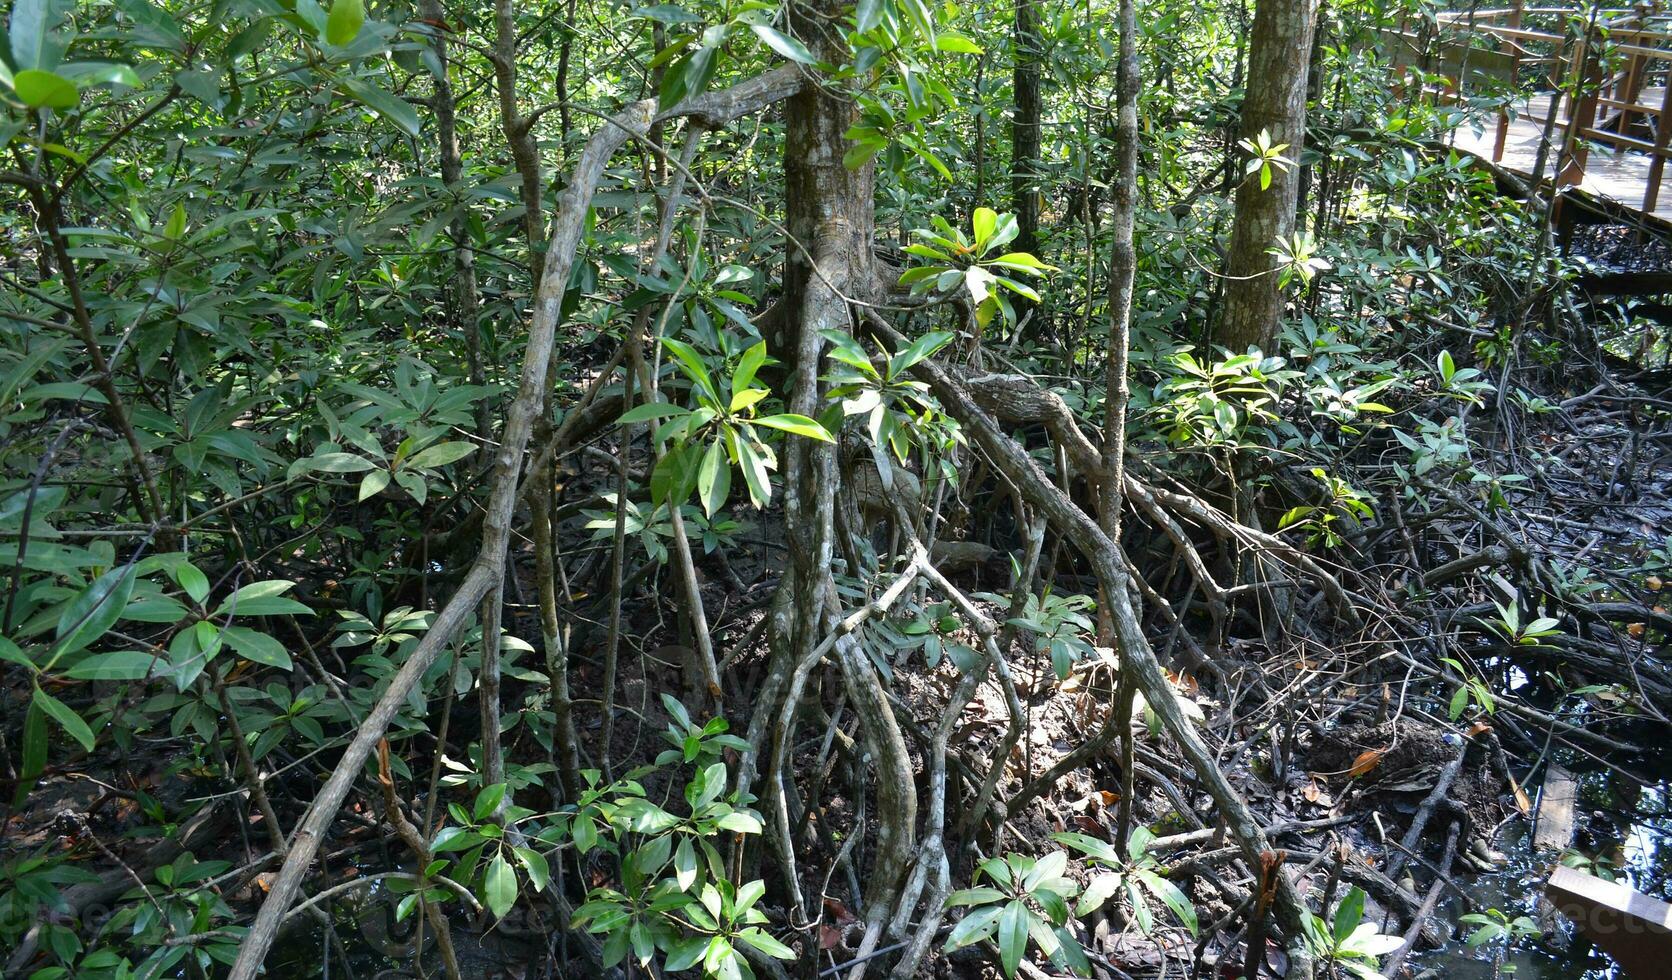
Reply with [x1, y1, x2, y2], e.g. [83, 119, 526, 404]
[1404, 779, 1669, 980]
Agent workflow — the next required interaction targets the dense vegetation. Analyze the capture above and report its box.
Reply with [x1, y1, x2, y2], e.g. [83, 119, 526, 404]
[1, 0, 1668, 977]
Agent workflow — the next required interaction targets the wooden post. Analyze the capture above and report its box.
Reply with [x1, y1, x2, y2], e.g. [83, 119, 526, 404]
[1546, 865, 1672, 979]
[1495, 0, 1526, 161]
[1644, 66, 1672, 212]
[1560, 20, 1603, 186]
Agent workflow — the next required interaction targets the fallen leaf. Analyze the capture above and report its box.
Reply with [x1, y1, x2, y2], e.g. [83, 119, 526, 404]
[1510, 774, 1532, 814]
[1628, 622, 1646, 637]
[1647, 576, 1663, 592]
[1348, 747, 1388, 778]
[1465, 721, 1492, 738]
[818, 924, 843, 950]
[824, 897, 856, 925]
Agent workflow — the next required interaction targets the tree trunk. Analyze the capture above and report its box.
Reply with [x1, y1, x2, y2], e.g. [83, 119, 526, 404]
[765, 0, 916, 932]
[1217, 0, 1318, 351]
[419, 0, 489, 443]
[1012, 0, 1042, 258]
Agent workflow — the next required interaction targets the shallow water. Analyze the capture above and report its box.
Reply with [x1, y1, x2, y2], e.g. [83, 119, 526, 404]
[1403, 777, 1669, 980]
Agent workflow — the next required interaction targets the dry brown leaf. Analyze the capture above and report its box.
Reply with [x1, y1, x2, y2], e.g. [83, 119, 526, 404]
[1628, 622, 1646, 638]
[1647, 576, 1663, 592]
[1348, 747, 1388, 778]
[1465, 721, 1492, 738]
[1510, 775, 1532, 814]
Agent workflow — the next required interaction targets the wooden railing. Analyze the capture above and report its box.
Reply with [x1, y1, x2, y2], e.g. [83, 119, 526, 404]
[1397, 3, 1672, 213]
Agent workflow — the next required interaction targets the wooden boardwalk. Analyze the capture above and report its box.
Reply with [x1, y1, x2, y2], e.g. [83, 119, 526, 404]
[1422, 5, 1672, 226]
[1449, 90, 1672, 223]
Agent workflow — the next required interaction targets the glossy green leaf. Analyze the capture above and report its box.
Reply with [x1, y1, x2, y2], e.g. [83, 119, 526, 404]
[325, 0, 365, 45]
[751, 24, 816, 64]
[751, 413, 833, 442]
[484, 853, 517, 917]
[514, 846, 549, 891]
[33, 685, 94, 752]
[56, 565, 136, 655]
[342, 79, 421, 137]
[13, 68, 78, 109]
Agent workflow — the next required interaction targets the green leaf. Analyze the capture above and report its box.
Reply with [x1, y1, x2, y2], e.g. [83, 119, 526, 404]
[751, 414, 833, 442]
[358, 469, 391, 501]
[59, 62, 140, 88]
[1076, 872, 1122, 917]
[404, 441, 475, 470]
[474, 782, 507, 821]
[661, 337, 720, 404]
[997, 900, 1028, 978]
[13, 68, 78, 109]
[324, 0, 365, 45]
[174, 563, 210, 605]
[0, 636, 33, 672]
[514, 846, 550, 891]
[855, 0, 883, 32]
[731, 341, 768, 394]
[222, 626, 294, 670]
[56, 566, 137, 655]
[674, 836, 698, 890]
[14, 698, 47, 806]
[1136, 869, 1198, 936]
[1022, 850, 1068, 891]
[947, 887, 1006, 907]
[696, 437, 729, 517]
[971, 207, 998, 247]
[9, 0, 55, 71]
[33, 685, 94, 752]
[733, 435, 772, 508]
[664, 937, 708, 972]
[750, 24, 816, 63]
[430, 827, 483, 852]
[932, 32, 982, 53]
[1334, 886, 1365, 945]
[633, 4, 703, 22]
[716, 809, 762, 834]
[62, 650, 158, 680]
[889, 330, 952, 377]
[1449, 684, 1469, 720]
[944, 904, 1003, 950]
[618, 402, 687, 424]
[986, 252, 1053, 273]
[304, 452, 376, 474]
[484, 853, 517, 918]
[341, 79, 421, 138]
[737, 927, 796, 959]
[217, 580, 310, 618]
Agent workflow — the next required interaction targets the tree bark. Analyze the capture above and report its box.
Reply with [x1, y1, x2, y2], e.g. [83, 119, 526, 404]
[1103, 0, 1140, 855]
[768, 0, 917, 933]
[1217, 0, 1319, 351]
[1012, 0, 1043, 258]
[419, 0, 489, 442]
